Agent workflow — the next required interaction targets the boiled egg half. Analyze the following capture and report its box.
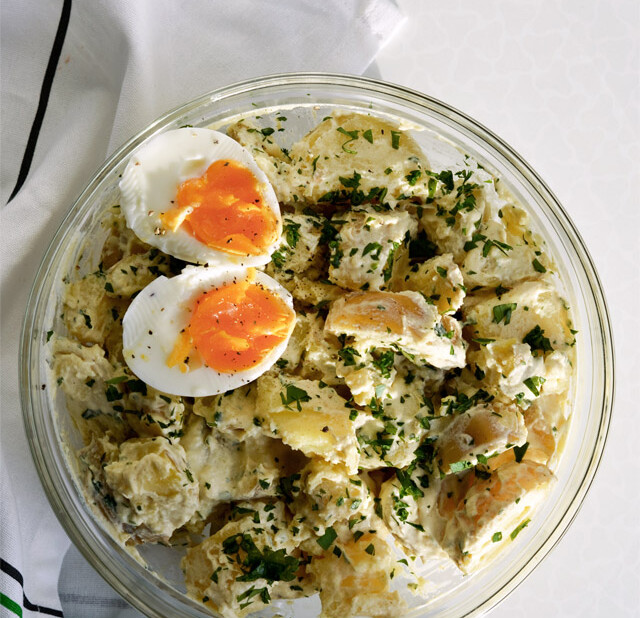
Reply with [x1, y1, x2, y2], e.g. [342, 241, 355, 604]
[122, 266, 296, 397]
[119, 128, 281, 266]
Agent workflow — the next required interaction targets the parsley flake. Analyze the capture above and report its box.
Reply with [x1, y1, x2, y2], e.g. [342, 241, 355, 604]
[336, 127, 359, 154]
[316, 526, 338, 550]
[492, 303, 517, 325]
[280, 384, 312, 411]
[523, 376, 545, 397]
[532, 258, 547, 273]
[510, 518, 531, 540]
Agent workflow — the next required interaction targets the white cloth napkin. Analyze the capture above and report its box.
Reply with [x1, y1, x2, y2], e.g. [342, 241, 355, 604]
[0, 1, 404, 615]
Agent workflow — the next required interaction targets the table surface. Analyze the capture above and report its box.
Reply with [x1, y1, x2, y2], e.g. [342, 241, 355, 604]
[375, 0, 639, 616]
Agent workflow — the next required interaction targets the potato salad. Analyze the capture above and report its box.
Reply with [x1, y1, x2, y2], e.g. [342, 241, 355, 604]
[50, 110, 575, 618]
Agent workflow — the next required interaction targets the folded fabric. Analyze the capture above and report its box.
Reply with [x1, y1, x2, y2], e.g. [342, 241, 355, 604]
[0, 0, 404, 615]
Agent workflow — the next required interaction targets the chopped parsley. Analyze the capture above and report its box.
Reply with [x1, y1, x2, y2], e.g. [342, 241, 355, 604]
[513, 442, 529, 463]
[492, 532, 503, 543]
[329, 238, 343, 268]
[395, 467, 424, 500]
[425, 169, 454, 193]
[510, 518, 531, 540]
[79, 310, 92, 329]
[338, 347, 361, 367]
[492, 303, 517, 325]
[280, 384, 312, 411]
[105, 385, 122, 401]
[532, 258, 547, 273]
[105, 375, 128, 384]
[126, 378, 147, 395]
[372, 350, 395, 378]
[271, 249, 286, 269]
[283, 219, 301, 248]
[336, 127, 359, 154]
[236, 586, 270, 608]
[276, 473, 301, 503]
[472, 337, 496, 345]
[449, 460, 472, 473]
[523, 376, 546, 397]
[221, 533, 299, 584]
[523, 325, 552, 354]
[339, 171, 362, 189]
[382, 241, 399, 282]
[316, 526, 338, 550]
[482, 238, 513, 257]
[440, 389, 493, 415]
[362, 242, 383, 260]
[405, 170, 421, 186]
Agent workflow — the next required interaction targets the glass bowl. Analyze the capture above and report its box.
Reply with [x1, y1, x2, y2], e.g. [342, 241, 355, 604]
[20, 73, 614, 617]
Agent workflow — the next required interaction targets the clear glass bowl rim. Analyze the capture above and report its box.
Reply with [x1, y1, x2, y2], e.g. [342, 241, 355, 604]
[20, 72, 615, 617]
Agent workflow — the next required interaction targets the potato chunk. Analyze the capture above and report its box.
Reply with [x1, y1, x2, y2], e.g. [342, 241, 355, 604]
[127, 386, 185, 439]
[104, 248, 174, 298]
[307, 530, 406, 618]
[63, 272, 118, 345]
[271, 213, 323, 273]
[464, 277, 574, 350]
[394, 253, 465, 315]
[192, 383, 261, 440]
[290, 459, 373, 529]
[52, 336, 130, 442]
[437, 461, 555, 571]
[435, 403, 527, 474]
[97, 436, 199, 543]
[180, 415, 304, 520]
[462, 244, 548, 289]
[469, 339, 544, 401]
[328, 207, 417, 291]
[325, 290, 467, 370]
[183, 501, 310, 618]
[379, 470, 444, 559]
[256, 374, 360, 473]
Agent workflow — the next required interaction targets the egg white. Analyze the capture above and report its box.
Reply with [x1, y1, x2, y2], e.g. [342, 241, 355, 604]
[119, 128, 281, 266]
[122, 266, 295, 397]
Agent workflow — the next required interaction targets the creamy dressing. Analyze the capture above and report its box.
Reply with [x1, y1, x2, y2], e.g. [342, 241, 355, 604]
[52, 110, 575, 618]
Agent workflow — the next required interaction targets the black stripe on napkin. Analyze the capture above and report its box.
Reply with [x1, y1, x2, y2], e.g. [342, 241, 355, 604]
[1, 559, 64, 617]
[7, 0, 73, 204]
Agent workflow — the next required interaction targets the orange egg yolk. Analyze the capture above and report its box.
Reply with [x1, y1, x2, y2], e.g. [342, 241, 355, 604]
[160, 159, 278, 256]
[166, 275, 295, 374]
